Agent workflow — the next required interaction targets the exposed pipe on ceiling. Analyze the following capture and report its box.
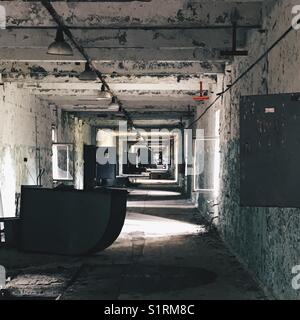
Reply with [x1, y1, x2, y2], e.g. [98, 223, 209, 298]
[5, 25, 262, 30]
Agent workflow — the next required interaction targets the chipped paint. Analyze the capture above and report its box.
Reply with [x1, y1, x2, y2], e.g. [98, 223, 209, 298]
[0, 83, 52, 217]
[213, 0, 300, 300]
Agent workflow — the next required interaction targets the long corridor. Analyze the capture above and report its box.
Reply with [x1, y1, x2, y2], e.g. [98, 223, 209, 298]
[0, 187, 266, 300]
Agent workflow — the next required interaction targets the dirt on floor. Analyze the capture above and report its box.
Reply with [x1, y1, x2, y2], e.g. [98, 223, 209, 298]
[0, 187, 266, 300]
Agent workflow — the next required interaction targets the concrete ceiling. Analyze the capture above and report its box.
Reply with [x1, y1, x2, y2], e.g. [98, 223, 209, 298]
[0, 0, 263, 126]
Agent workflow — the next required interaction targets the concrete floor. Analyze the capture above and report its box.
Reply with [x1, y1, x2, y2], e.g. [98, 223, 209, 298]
[0, 187, 266, 300]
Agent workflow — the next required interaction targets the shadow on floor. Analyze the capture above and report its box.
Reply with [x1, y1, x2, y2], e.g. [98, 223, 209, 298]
[0, 186, 266, 300]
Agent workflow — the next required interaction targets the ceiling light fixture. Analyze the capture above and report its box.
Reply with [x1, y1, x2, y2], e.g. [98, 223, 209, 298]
[79, 62, 98, 81]
[47, 28, 73, 56]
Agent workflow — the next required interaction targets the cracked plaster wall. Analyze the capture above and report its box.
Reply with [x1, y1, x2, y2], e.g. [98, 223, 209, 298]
[60, 112, 92, 190]
[0, 83, 52, 217]
[216, 0, 300, 299]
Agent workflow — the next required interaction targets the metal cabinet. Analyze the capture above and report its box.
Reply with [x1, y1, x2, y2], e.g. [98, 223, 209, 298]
[240, 93, 300, 207]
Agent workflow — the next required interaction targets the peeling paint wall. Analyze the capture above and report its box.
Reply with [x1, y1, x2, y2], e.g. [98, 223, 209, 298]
[192, 75, 223, 223]
[215, 0, 300, 299]
[0, 83, 52, 217]
[0, 82, 92, 216]
[60, 112, 92, 190]
[2, 0, 262, 28]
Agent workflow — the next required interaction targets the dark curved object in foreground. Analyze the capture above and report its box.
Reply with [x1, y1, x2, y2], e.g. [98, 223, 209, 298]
[19, 186, 127, 255]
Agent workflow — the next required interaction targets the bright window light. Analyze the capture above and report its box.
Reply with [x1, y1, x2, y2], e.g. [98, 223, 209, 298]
[193, 110, 220, 193]
[120, 212, 206, 239]
[52, 143, 74, 181]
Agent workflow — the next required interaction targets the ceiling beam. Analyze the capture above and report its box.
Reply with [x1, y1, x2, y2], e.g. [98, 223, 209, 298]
[0, 61, 225, 77]
[35, 90, 209, 101]
[3, 1, 262, 28]
[0, 28, 247, 50]
[73, 111, 192, 119]
[22, 75, 214, 91]
[73, 117, 185, 128]
[0, 47, 224, 62]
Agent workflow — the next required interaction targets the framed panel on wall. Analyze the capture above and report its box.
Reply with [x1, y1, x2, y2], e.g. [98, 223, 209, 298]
[52, 143, 74, 181]
[240, 93, 300, 207]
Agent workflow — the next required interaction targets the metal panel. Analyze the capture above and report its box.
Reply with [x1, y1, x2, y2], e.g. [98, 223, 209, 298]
[19, 186, 127, 255]
[240, 92, 300, 208]
[84, 145, 97, 190]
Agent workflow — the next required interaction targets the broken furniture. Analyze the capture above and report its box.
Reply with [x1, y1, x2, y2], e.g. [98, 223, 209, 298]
[0, 186, 127, 255]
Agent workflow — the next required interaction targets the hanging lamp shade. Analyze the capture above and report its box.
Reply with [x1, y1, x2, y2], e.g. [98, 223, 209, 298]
[47, 28, 73, 56]
[79, 62, 98, 81]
